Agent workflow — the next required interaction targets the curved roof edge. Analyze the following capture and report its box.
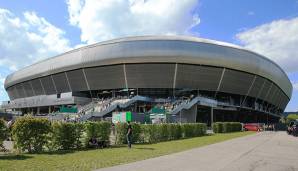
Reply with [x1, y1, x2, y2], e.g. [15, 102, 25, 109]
[4, 35, 293, 99]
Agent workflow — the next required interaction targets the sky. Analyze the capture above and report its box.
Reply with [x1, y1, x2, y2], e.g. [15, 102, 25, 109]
[0, 0, 298, 111]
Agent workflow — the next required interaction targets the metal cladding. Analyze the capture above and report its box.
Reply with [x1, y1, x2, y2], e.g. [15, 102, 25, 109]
[4, 36, 292, 111]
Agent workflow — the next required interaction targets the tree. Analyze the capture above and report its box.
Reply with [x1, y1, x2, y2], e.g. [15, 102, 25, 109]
[0, 119, 9, 151]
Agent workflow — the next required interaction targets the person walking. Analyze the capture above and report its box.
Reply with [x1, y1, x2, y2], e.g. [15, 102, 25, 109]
[126, 121, 132, 149]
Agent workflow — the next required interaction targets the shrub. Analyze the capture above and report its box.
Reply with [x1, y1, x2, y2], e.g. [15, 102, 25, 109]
[51, 122, 84, 150]
[85, 121, 111, 146]
[131, 123, 141, 143]
[115, 123, 127, 144]
[115, 123, 206, 145]
[182, 123, 194, 138]
[160, 124, 169, 141]
[140, 124, 158, 143]
[12, 116, 51, 153]
[213, 122, 242, 133]
[194, 123, 206, 136]
[0, 119, 8, 148]
[115, 122, 142, 144]
[171, 123, 182, 140]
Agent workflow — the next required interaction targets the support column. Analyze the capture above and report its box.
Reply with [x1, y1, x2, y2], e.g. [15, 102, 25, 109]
[48, 106, 51, 114]
[37, 107, 40, 115]
[211, 107, 214, 128]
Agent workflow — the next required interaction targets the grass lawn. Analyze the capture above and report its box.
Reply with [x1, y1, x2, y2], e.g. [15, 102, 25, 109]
[0, 131, 254, 171]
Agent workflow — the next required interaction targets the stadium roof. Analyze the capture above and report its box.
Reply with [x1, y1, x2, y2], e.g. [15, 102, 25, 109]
[4, 35, 292, 98]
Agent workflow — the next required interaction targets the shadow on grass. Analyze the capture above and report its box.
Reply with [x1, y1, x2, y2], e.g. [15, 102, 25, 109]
[0, 154, 33, 160]
[133, 147, 155, 150]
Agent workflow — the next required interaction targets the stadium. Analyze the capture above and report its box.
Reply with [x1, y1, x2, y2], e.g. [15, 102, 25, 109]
[1, 36, 292, 125]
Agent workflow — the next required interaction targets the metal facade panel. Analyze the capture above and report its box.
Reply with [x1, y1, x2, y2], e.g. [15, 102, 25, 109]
[66, 69, 88, 91]
[266, 84, 278, 104]
[176, 64, 222, 91]
[280, 93, 289, 110]
[85, 65, 125, 90]
[40, 76, 56, 95]
[16, 84, 25, 98]
[23, 81, 34, 97]
[31, 79, 44, 95]
[258, 80, 271, 101]
[6, 87, 14, 100]
[11, 86, 19, 100]
[248, 76, 265, 98]
[52, 73, 70, 93]
[219, 69, 254, 95]
[271, 89, 280, 106]
[126, 63, 175, 88]
[275, 91, 284, 109]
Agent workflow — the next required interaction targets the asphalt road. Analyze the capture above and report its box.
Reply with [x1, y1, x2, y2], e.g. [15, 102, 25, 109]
[97, 131, 298, 171]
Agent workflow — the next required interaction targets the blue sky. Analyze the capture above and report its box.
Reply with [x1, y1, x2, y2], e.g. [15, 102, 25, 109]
[0, 0, 298, 111]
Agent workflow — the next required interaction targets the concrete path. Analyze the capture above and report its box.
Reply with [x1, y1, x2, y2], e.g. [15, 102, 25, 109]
[97, 132, 298, 171]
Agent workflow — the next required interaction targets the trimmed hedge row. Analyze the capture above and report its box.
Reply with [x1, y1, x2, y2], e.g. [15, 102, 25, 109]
[12, 117, 111, 153]
[212, 122, 242, 133]
[0, 119, 9, 149]
[115, 123, 207, 144]
[11, 117, 207, 153]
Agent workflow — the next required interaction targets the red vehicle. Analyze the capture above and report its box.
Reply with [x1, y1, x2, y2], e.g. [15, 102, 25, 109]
[243, 123, 263, 131]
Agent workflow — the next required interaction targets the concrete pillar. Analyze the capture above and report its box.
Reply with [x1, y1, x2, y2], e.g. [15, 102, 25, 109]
[48, 106, 51, 114]
[37, 107, 40, 114]
[211, 107, 213, 127]
[180, 104, 197, 123]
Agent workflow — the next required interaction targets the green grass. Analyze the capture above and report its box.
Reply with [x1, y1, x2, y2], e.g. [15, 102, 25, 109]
[0, 131, 254, 171]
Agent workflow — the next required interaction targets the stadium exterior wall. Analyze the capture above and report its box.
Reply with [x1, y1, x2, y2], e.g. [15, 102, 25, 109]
[3, 36, 292, 113]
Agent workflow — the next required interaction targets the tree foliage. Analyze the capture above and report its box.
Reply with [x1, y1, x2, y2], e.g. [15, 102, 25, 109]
[12, 116, 51, 153]
[0, 119, 8, 148]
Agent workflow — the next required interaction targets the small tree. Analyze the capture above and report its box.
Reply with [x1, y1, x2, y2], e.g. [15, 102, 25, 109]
[85, 121, 111, 146]
[51, 122, 80, 150]
[12, 116, 51, 153]
[0, 119, 9, 150]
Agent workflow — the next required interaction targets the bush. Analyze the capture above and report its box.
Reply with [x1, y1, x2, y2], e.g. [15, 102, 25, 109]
[159, 124, 169, 141]
[115, 123, 127, 144]
[12, 116, 51, 153]
[141, 124, 160, 143]
[131, 123, 141, 143]
[115, 122, 142, 144]
[170, 123, 182, 140]
[51, 122, 84, 150]
[85, 121, 111, 146]
[0, 119, 8, 148]
[181, 123, 206, 138]
[213, 122, 242, 133]
[116, 123, 206, 144]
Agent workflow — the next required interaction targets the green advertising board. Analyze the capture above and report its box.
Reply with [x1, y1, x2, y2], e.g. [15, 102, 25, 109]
[112, 111, 132, 123]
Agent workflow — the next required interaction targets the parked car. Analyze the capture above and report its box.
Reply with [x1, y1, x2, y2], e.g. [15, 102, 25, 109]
[287, 120, 298, 136]
[243, 123, 263, 131]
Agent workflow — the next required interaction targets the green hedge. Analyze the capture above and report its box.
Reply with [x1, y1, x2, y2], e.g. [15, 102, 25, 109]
[12, 116, 51, 153]
[11, 116, 208, 153]
[51, 122, 85, 150]
[85, 121, 111, 145]
[0, 119, 8, 148]
[137, 123, 206, 144]
[212, 122, 242, 133]
[115, 123, 141, 144]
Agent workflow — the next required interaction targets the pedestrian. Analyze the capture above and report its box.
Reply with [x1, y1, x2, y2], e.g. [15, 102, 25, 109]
[126, 121, 132, 149]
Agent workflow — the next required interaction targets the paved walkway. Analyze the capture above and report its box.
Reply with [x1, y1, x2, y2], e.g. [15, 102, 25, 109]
[97, 132, 298, 171]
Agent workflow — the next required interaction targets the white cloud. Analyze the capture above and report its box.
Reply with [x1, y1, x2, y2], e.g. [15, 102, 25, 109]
[66, 0, 200, 44]
[293, 82, 298, 91]
[0, 9, 70, 71]
[0, 8, 71, 101]
[236, 17, 298, 73]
